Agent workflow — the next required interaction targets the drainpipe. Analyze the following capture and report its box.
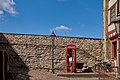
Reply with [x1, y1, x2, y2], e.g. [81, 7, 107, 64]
[103, 0, 109, 62]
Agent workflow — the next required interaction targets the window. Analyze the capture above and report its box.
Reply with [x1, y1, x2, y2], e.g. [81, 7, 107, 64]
[117, 0, 120, 14]
[110, 6, 116, 22]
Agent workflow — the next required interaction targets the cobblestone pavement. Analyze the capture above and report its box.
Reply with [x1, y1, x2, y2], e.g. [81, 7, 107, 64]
[28, 70, 98, 80]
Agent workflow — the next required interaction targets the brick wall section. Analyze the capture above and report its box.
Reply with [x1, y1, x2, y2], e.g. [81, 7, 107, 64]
[1, 33, 103, 73]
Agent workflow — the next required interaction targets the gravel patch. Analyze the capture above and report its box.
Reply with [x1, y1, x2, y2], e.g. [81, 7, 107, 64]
[29, 70, 98, 80]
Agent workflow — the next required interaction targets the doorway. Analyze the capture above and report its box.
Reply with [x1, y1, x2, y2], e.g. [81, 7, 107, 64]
[112, 41, 117, 66]
[0, 51, 3, 80]
[0, 51, 8, 80]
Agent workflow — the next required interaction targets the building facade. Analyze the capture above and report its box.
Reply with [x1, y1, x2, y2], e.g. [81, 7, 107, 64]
[103, 0, 120, 66]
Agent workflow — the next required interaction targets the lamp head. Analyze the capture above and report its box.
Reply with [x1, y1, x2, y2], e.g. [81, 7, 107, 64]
[50, 31, 56, 37]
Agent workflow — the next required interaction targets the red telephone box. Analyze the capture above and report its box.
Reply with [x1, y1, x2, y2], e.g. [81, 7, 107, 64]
[65, 44, 76, 73]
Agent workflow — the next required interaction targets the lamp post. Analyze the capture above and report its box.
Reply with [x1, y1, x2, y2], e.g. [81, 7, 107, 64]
[112, 16, 120, 80]
[50, 31, 56, 74]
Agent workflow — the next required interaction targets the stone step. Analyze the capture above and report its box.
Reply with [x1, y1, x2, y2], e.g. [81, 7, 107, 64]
[57, 72, 99, 78]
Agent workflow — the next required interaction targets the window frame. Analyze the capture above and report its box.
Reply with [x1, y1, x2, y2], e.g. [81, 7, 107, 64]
[117, 0, 120, 14]
[110, 6, 116, 22]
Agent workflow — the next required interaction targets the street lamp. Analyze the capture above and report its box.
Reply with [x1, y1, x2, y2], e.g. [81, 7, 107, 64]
[112, 16, 120, 80]
[50, 31, 56, 74]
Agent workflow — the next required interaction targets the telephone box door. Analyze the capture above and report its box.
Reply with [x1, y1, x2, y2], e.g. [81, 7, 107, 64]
[65, 44, 76, 73]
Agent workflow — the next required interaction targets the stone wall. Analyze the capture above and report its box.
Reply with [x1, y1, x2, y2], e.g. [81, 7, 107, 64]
[0, 33, 104, 73]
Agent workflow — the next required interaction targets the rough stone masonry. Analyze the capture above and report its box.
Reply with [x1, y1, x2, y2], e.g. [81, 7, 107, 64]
[0, 33, 104, 74]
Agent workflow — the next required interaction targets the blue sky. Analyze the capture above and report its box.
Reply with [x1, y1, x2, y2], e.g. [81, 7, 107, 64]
[0, 0, 102, 38]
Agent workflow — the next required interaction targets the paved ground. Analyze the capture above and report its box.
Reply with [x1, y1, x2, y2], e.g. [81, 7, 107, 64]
[28, 70, 98, 80]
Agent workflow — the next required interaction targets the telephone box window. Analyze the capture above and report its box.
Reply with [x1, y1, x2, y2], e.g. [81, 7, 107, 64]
[65, 44, 76, 73]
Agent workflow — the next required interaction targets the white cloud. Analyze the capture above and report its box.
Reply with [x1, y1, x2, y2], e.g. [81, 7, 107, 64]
[0, 10, 4, 15]
[53, 25, 71, 32]
[0, 0, 17, 15]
